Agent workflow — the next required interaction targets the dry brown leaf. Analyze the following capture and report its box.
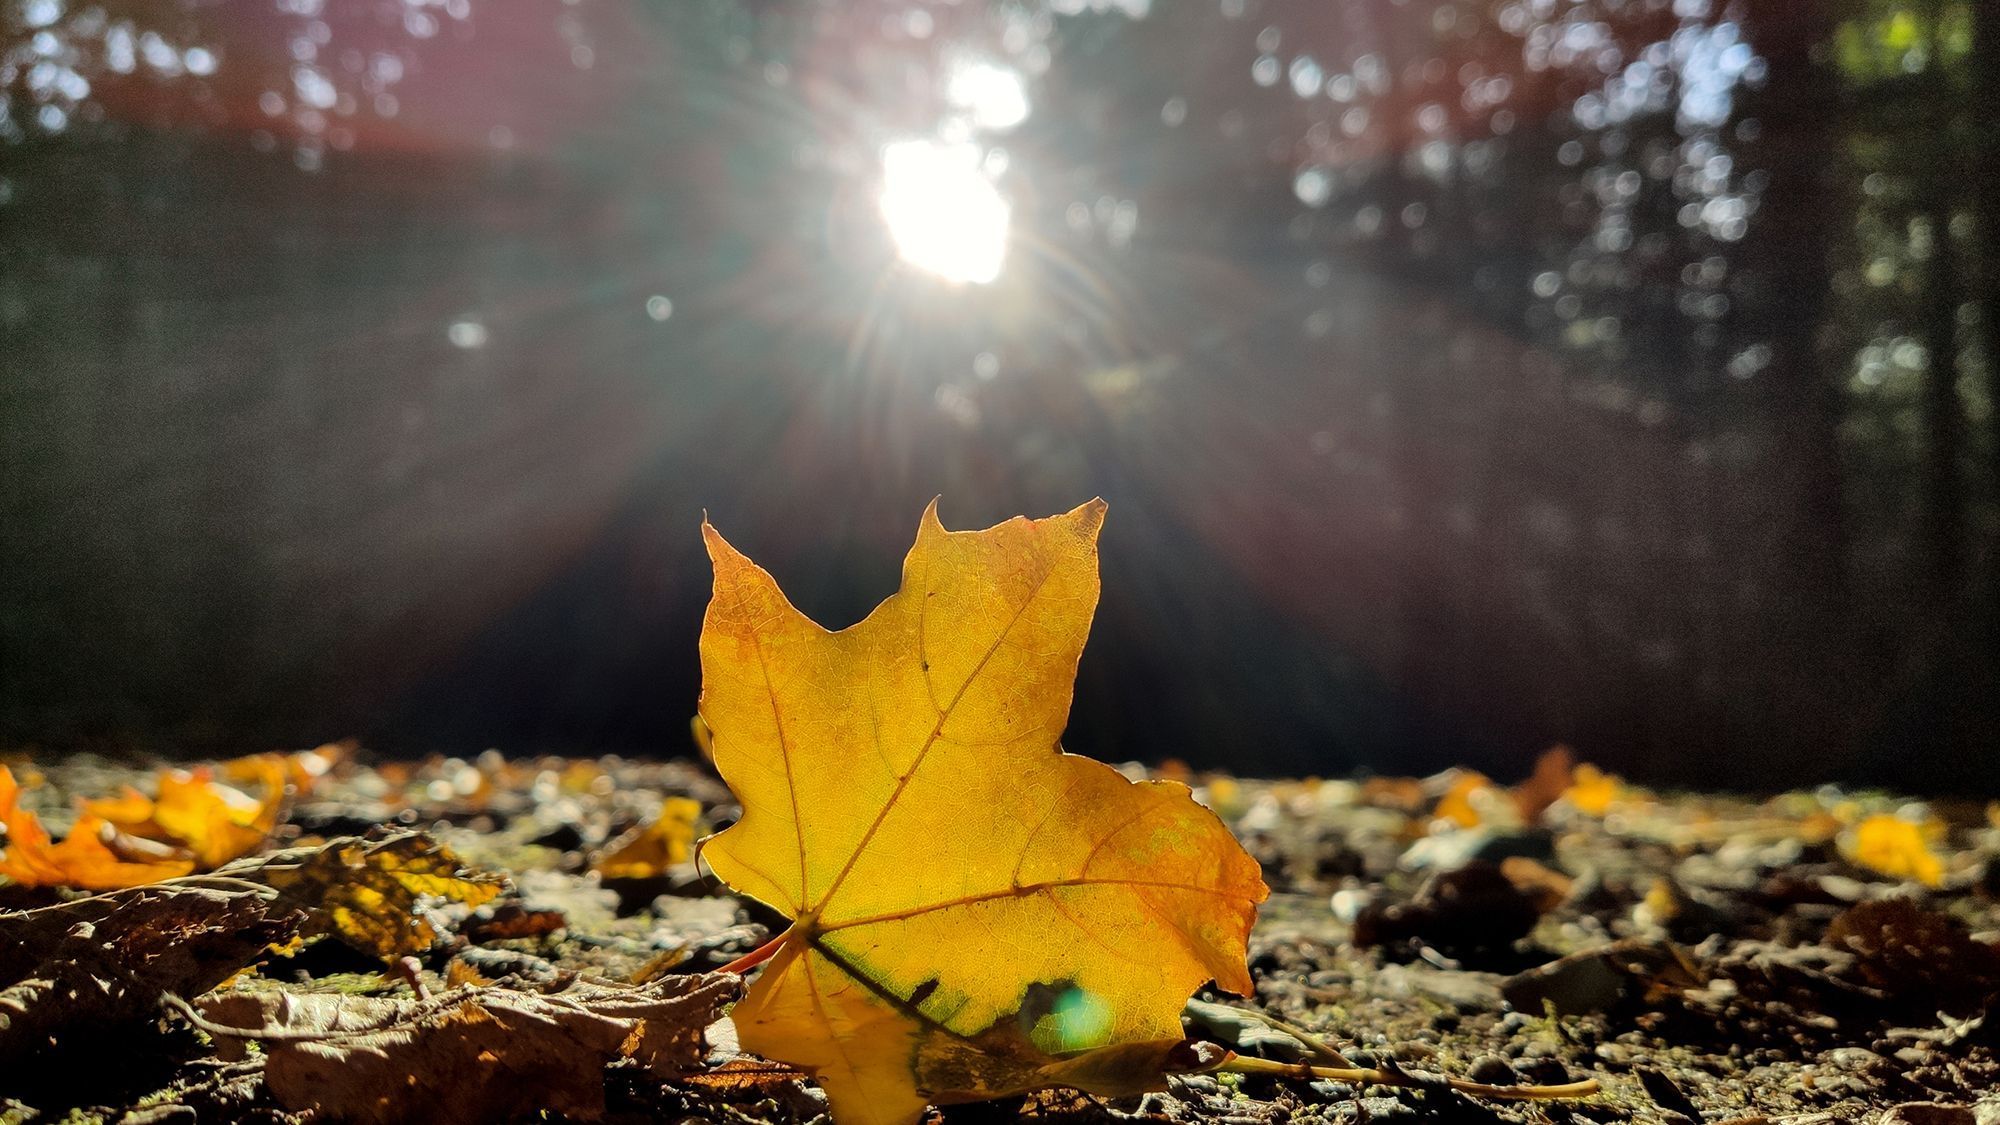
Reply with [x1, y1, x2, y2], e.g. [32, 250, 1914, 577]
[1359, 775, 1429, 814]
[1513, 745, 1575, 823]
[1498, 856, 1575, 914]
[0, 881, 302, 1065]
[193, 973, 741, 1125]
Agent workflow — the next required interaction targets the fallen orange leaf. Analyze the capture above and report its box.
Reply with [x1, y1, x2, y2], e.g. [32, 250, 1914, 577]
[698, 501, 1268, 1124]
[85, 759, 287, 870]
[0, 767, 196, 889]
[1432, 770, 1503, 830]
[223, 742, 347, 797]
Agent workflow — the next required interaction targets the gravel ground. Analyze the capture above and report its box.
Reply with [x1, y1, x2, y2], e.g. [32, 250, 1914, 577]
[3, 749, 1998, 1125]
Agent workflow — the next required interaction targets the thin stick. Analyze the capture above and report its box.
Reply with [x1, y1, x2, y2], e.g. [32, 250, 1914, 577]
[1219, 1053, 1600, 1102]
[716, 929, 790, 976]
[1239, 1007, 1358, 1068]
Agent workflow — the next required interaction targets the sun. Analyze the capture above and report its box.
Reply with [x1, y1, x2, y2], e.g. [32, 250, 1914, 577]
[877, 138, 1010, 286]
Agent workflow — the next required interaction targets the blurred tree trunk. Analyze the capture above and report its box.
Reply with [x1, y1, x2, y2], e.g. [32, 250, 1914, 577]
[1734, 0, 1858, 769]
[1918, 197, 1967, 588]
[1912, 0, 1960, 596]
[1918, 0, 1966, 596]
[1968, 0, 2000, 773]
[1976, 0, 2000, 538]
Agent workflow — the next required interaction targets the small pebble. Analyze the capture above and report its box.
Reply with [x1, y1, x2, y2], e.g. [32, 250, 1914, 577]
[1825, 1047, 1885, 1070]
[1468, 1054, 1518, 1084]
[1519, 1057, 1574, 1085]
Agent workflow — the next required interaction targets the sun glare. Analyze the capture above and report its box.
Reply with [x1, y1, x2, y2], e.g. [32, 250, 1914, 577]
[947, 60, 1030, 132]
[878, 139, 1010, 286]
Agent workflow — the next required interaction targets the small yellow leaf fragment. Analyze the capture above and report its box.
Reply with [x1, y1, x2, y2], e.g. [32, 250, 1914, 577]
[1564, 763, 1622, 818]
[1198, 776, 1247, 820]
[1432, 771, 1504, 830]
[1843, 814, 1945, 888]
[256, 833, 505, 961]
[594, 796, 704, 880]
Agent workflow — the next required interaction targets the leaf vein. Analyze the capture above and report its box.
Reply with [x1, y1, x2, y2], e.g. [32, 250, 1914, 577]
[819, 877, 1255, 932]
[808, 533, 1059, 918]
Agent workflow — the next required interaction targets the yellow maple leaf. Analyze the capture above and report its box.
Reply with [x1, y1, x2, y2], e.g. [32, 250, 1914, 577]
[698, 501, 1268, 1125]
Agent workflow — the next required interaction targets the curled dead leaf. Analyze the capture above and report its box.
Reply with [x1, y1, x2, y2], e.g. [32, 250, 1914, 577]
[0, 881, 303, 1070]
[191, 973, 741, 1125]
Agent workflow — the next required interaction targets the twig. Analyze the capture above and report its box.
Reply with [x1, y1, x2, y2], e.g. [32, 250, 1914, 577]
[1218, 1053, 1600, 1102]
[395, 955, 432, 1000]
[1232, 1005, 1358, 1068]
[716, 929, 790, 976]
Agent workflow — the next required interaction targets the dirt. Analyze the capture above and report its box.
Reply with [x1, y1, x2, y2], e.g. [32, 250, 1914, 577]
[4, 749, 1998, 1125]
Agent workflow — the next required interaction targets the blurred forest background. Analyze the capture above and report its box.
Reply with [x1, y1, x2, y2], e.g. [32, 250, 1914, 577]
[1, 0, 1994, 791]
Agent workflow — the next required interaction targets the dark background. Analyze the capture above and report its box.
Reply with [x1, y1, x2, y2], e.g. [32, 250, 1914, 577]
[2, 0, 1994, 791]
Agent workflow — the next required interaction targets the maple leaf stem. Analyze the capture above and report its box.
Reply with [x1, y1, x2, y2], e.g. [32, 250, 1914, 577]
[1217, 1054, 1600, 1102]
[717, 929, 791, 976]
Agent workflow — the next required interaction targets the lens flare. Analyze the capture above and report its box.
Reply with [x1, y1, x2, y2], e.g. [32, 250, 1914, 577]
[946, 60, 1030, 132]
[878, 139, 1010, 285]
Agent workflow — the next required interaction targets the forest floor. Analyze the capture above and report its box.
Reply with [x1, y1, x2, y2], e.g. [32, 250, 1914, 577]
[4, 748, 1999, 1125]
